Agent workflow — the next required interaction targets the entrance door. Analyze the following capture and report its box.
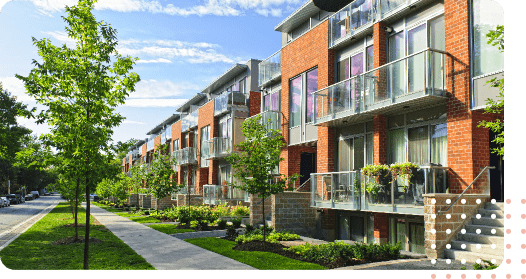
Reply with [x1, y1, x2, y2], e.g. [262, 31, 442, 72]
[489, 130, 504, 201]
[300, 153, 316, 185]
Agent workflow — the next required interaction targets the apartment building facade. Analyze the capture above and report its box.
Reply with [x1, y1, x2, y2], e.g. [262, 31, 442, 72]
[254, 0, 503, 260]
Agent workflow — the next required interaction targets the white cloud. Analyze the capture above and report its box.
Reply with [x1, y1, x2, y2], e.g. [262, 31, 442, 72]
[0, 76, 34, 103]
[123, 98, 188, 108]
[41, 30, 77, 47]
[24, 0, 301, 17]
[16, 116, 51, 136]
[130, 79, 199, 99]
[0, 0, 13, 12]
[122, 120, 145, 125]
[136, 58, 172, 64]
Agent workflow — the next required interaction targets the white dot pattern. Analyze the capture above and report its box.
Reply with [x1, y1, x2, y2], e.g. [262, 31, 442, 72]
[461, 244, 466, 249]
[491, 199, 496, 204]
[431, 214, 436, 219]
[491, 259, 496, 264]
[491, 214, 496, 219]
[476, 244, 481, 249]
[476, 259, 481, 264]
[461, 229, 466, 234]
[476, 199, 481, 204]
[446, 214, 451, 219]
[491, 229, 496, 234]
[491, 244, 496, 249]
[431, 199, 436, 204]
[476, 214, 481, 219]
[446, 229, 451, 234]
[431, 244, 436, 249]
[461, 214, 466, 219]
[446, 244, 451, 249]
[461, 199, 466, 204]
[476, 229, 481, 234]
[446, 259, 451, 264]
[461, 259, 466, 264]
[446, 199, 451, 204]
[431, 259, 437, 264]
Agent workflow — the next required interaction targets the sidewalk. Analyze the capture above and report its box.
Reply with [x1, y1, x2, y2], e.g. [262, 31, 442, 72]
[84, 203, 255, 270]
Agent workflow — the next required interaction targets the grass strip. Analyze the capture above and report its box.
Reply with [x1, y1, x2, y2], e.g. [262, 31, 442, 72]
[185, 237, 326, 270]
[147, 224, 194, 234]
[128, 216, 160, 224]
[114, 212, 143, 218]
[0, 202, 155, 270]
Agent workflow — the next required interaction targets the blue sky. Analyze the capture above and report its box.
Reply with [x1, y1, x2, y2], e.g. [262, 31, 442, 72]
[0, 0, 303, 144]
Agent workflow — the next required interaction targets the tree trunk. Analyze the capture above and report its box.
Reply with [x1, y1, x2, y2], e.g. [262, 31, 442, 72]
[75, 177, 79, 241]
[84, 175, 90, 270]
[262, 196, 266, 244]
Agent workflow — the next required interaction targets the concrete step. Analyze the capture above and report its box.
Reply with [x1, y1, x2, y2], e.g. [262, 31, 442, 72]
[484, 202, 504, 211]
[465, 224, 504, 236]
[451, 240, 504, 256]
[471, 217, 504, 227]
[444, 249, 503, 265]
[458, 233, 504, 245]
[478, 209, 504, 218]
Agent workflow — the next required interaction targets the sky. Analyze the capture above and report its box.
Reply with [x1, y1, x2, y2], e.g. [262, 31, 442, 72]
[0, 0, 304, 145]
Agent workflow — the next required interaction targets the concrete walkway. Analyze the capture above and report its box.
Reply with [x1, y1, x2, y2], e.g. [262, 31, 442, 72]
[84, 203, 255, 270]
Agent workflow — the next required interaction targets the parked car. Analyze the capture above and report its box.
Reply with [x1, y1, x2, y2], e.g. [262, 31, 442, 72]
[89, 193, 100, 201]
[1, 197, 10, 206]
[16, 194, 25, 203]
[6, 194, 18, 204]
[0, 197, 5, 208]
[24, 194, 34, 201]
[30, 191, 40, 198]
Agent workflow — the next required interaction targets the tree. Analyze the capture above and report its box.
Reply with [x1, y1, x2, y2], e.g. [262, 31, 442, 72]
[148, 144, 181, 212]
[478, 25, 504, 158]
[16, 0, 140, 269]
[227, 115, 299, 243]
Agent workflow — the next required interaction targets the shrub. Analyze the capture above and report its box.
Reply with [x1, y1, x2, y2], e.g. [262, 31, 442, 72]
[235, 226, 301, 244]
[216, 219, 227, 230]
[245, 224, 254, 233]
[226, 225, 239, 238]
[473, 260, 499, 270]
[231, 217, 242, 229]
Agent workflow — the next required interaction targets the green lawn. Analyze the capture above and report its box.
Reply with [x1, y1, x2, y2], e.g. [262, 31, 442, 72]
[0, 203, 155, 270]
[185, 237, 326, 270]
[114, 212, 143, 218]
[147, 224, 194, 234]
[128, 216, 160, 224]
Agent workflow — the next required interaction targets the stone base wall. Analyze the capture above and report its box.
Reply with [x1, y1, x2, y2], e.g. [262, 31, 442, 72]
[151, 195, 178, 210]
[271, 192, 316, 237]
[249, 195, 271, 225]
[176, 194, 203, 206]
[423, 194, 490, 259]
[139, 194, 151, 208]
[128, 194, 139, 206]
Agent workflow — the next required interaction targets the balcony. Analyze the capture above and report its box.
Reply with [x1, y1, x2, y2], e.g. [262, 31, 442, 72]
[245, 110, 281, 132]
[311, 166, 449, 215]
[147, 138, 155, 151]
[258, 50, 282, 87]
[329, 0, 419, 48]
[203, 184, 250, 205]
[314, 49, 449, 126]
[208, 137, 232, 159]
[172, 147, 197, 166]
[160, 126, 172, 145]
[182, 110, 199, 132]
[214, 91, 247, 116]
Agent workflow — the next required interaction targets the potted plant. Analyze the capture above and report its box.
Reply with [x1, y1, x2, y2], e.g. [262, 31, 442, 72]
[389, 162, 419, 192]
[361, 164, 390, 203]
[365, 181, 382, 203]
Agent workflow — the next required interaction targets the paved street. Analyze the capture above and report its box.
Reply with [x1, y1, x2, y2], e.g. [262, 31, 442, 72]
[0, 195, 61, 249]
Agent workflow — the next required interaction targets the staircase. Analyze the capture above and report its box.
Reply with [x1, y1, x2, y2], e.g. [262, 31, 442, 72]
[444, 202, 504, 264]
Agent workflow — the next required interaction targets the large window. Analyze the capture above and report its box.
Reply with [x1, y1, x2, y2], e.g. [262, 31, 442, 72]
[471, 0, 503, 77]
[289, 68, 318, 128]
[389, 216, 425, 254]
[338, 122, 374, 171]
[172, 139, 179, 153]
[388, 107, 447, 166]
[218, 115, 232, 139]
[200, 125, 210, 168]
[263, 90, 280, 112]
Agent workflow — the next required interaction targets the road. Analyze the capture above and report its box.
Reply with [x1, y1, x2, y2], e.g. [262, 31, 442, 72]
[0, 194, 62, 249]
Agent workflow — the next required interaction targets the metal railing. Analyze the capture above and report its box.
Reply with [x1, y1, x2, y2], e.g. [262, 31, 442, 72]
[147, 138, 155, 151]
[259, 50, 282, 87]
[294, 177, 311, 192]
[182, 110, 199, 132]
[329, 0, 410, 47]
[438, 166, 495, 215]
[214, 91, 247, 116]
[208, 137, 232, 159]
[311, 166, 450, 214]
[172, 147, 197, 165]
[313, 48, 448, 125]
[203, 184, 250, 205]
[245, 110, 281, 132]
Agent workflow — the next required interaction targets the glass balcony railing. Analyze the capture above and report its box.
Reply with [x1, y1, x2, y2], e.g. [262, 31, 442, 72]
[147, 138, 155, 151]
[165, 125, 172, 141]
[160, 129, 167, 145]
[311, 166, 449, 215]
[174, 185, 197, 196]
[201, 140, 211, 160]
[314, 49, 448, 125]
[203, 184, 250, 205]
[245, 110, 281, 132]
[329, 0, 409, 48]
[214, 91, 247, 116]
[172, 147, 197, 166]
[259, 50, 282, 87]
[182, 110, 199, 132]
[208, 137, 232, 159]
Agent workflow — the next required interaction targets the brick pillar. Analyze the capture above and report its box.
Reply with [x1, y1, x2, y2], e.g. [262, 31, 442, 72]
[250, 194, 271, 225]
[317, 126, 335, 173]
[249, 91, 261, 117]
[196, 167, 208, 194]
[373, 21, 388, 100]
[320, 209, 337, 241]
[209, 160, 218, 185]
[374, 212, 389, 244]
[374, 115, 387, 165]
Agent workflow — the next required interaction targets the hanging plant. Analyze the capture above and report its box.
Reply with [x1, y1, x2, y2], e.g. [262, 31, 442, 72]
[389, 162, 419, 191]
[361, 164, 389, 177]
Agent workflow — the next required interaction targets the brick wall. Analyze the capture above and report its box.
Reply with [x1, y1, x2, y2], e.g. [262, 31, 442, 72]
[197, 100, 215, 192]
[249, 91, 261, 117]
[249, 195, 272, 225]
[281, 145, 317, 188]
[176, 194, 203, 207]
[423, 194, 490, 258]
[317, 127, 335, 173]
[171, 120, 182, 184]
[373, 115, 387, 165]
[373, 213, 389, 244]
[128, 194, 139, 206]
[271, 192, 316, 236]
[154, 134, 161, 152]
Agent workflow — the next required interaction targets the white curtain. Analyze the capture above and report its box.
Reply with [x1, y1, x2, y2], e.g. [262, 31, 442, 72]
[408, 126, 429, 165]
[431, 123, 447, 166]
[389, 129, 405, 163]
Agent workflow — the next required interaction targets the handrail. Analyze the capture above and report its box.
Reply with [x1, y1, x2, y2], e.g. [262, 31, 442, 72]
[438, 166, 495, 215]
[294, 177, 311, 192]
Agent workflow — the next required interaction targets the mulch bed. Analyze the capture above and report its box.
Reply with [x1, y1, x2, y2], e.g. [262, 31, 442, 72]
[232, 240, 372, 269]
[52, 237, 103, 245]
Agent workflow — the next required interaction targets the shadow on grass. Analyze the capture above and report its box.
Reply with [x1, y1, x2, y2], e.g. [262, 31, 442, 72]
[0, 203, 155, 270]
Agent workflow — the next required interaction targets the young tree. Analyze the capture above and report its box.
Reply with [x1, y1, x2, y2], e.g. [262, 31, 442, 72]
[16, 0, 140, 269]
[148, 144, 181, 212]
[227, 115, 299, 243]
[478, 25, 504, 158]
